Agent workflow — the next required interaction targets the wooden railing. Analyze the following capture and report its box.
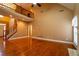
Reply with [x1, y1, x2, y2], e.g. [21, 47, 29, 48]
[14, 4, 34, 18]
[0, 3, 34, 18]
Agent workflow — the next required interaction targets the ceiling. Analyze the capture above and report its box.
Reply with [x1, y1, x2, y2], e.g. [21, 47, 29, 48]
[0, 3, 77, 20]
[15, 3, 32, 10]
[60, 3, 76, 11]
[15, 3, 76, 11]
[0, 4, 33, 22]
[0, 3, 78, 22]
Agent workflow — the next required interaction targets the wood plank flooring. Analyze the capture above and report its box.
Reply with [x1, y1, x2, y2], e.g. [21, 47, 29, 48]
[4, 37, 74, 56]
[0, 37, 4, 56]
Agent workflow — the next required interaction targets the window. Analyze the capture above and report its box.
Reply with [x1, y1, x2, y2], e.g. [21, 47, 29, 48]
[72, 16, 78, 47]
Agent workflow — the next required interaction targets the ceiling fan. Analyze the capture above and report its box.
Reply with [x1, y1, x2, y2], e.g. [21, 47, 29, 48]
[31, 3, 41, 7]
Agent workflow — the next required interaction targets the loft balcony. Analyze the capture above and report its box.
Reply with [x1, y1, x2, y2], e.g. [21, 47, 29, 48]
[0, 3, 34, 22]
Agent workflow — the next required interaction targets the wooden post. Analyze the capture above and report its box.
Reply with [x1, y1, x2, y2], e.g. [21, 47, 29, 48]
[27, 23, 32, 49]
[3, 25, 6, 49]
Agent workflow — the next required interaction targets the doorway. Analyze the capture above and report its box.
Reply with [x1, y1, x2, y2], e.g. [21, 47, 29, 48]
[0, 24, 6, 56]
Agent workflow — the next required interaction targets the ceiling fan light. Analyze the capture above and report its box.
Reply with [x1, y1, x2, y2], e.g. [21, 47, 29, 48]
[33, 3, 37, 5]
[0, 15, 4, 17]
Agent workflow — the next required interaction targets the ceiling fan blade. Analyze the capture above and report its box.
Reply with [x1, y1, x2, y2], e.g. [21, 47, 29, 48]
[31, 3, 41, 7]
[31, 4, 34, 7]
[37, 3, 41, 7]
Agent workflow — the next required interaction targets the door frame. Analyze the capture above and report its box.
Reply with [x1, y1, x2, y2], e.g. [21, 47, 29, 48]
[0, 23, 6, 48]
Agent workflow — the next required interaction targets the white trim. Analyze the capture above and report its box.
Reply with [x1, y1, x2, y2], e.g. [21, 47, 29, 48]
[0, 24, 6, 26]
[9, 36, 28, 40]
[9, 36, 73, 44]
[32, 37, 73, 44]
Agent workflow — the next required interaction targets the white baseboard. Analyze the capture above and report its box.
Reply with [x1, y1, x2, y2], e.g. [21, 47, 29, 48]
[9, 36, 73, 44]
[32, 37, 73, 44]
[9, 36, 29, 40]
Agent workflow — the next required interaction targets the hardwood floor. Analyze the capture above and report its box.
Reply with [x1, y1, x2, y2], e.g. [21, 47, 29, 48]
[0, 37, 3, 48]
[0, 37, 4, 56]
[4, 37, 74, 56]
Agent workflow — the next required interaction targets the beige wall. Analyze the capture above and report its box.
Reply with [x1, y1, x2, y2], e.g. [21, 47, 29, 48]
[10, 3, 73, 42]
[11, 20, 28, 38]
[32, 3, 73, 42]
